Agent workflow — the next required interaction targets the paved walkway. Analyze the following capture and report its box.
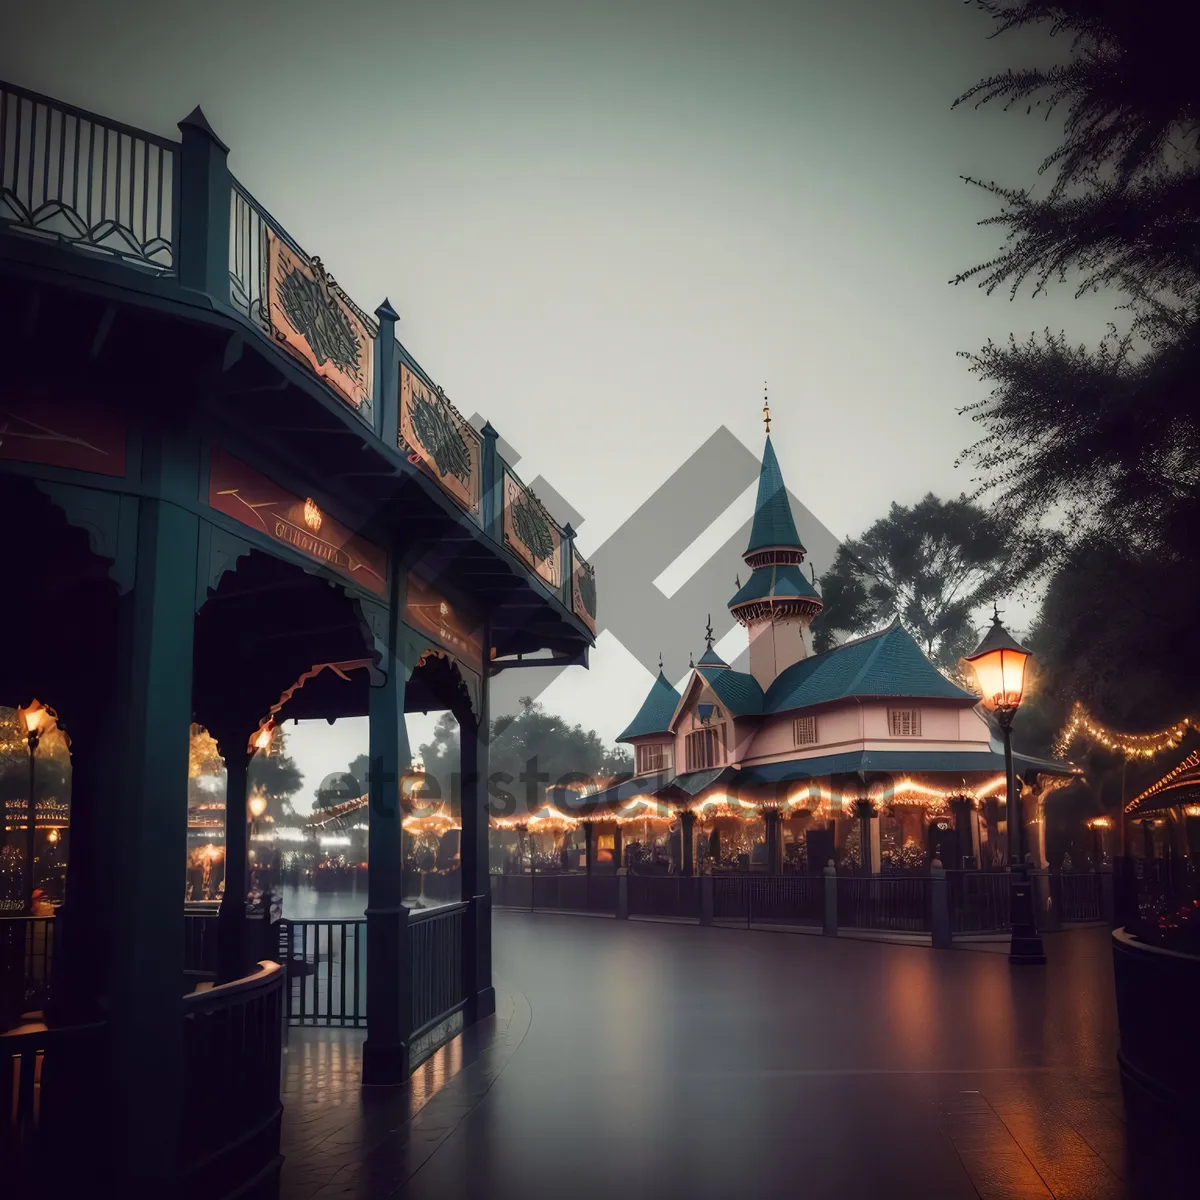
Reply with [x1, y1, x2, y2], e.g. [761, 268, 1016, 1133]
[280, 914, 1132, 1200]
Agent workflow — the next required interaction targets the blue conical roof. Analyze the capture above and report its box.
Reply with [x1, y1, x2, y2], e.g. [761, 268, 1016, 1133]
[745, 435, 804, 555]
[617, 670, 683, 742]
[696, 645, 728, 668]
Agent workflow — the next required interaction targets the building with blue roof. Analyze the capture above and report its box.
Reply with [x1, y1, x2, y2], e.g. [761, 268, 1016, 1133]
[575, 402, 1075, 878]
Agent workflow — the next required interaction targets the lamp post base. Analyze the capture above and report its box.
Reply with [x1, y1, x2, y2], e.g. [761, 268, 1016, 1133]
[1008, 934, 1047, 965]
[1008, 865, 1046, 965]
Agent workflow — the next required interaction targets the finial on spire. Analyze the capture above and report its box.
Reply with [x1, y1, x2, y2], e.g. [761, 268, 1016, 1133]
[762, 381, 771, 434]
[689, 650, 695, 669]
[735, 573, 741, 590]
[705, 614, 714, 648]
[658, 650, 663, 672]
[992, 602, 1003, 624]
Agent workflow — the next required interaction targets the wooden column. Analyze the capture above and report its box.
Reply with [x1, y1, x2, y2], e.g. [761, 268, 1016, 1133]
[612, 823, 624, 873]
[583, 821, 594, 875]
[362, 610, 412, 1084]
[681, 810, 695, 876]
[461, 625, 495, 1024]
[764, 809, 783, 875]
[215, 740, 249, 984]
[108, 440, 200, 1190]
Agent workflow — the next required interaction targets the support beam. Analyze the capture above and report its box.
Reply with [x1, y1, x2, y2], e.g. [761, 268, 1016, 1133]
[215, 740, 249, 984]
[460, 619, 496, 1025]
[362, 611, 412, 1084]
[681, 810, 695, 877]
[108, 473, 200, 1191]
[764, 809, 783, 876]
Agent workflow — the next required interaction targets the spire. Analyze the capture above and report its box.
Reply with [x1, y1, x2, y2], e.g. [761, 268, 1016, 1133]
[705, 614, 714, 648]
[762, 381, 771, 434]
[689, 650, 695, 668]
[658, 650, 663, 672]
[744, 431, 804, 556]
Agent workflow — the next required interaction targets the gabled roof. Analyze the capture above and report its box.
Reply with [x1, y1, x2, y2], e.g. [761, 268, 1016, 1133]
[698, 666, 765, 715]
[745, 435, 805, 555]
[617, 671, 683, 741]
[728, 562, 821, 608]
[764, 620, 976, 713]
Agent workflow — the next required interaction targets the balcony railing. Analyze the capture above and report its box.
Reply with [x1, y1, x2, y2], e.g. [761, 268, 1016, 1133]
[278, 917, 366, 1028]
[0, 79, 596, 628]
[179, 960, 284, 1199]
[409, 902, 466, 1038]
[0, 81, 176, 272]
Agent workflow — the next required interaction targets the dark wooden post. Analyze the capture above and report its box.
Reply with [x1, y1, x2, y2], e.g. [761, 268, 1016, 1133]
[215, 738, 250, 984]
[612, 823, 624, 873]
[480, 422, 502, 542]
[950, 797, 975, 870]
[583, 820, 594, 875]
[176, 107, 231, 298]
[764, 809, 782, 875]
[461, 621, 496, 1025]
[374, 299, 399, 445]
[362, 590, 412, 1084]
[107, 428, 200, 1190]
[681, 810, 695, 876]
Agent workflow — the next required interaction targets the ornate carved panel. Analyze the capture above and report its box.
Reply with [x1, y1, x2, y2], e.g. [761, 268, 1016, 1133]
[398, 365, 482, 516]
[207, 446, 388, 596]
[503, 470, 561, 589]
[265, 229, 375, 416]
[34, 481, 137, 593]
[571, 547, 596, 634]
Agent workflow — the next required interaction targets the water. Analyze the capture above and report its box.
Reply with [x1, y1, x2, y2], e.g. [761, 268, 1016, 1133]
[279, 884, 366, 921]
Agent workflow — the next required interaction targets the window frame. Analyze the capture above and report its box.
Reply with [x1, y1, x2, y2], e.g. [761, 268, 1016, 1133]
[793, 715, 818, 746]
[887, 708, 923, 737]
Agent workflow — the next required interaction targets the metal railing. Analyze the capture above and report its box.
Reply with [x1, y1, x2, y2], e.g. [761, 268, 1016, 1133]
[409, 903, 466, 1037]
[491, 872, 618, 915]
[947, 871, 1010, 934]
[228, 179, 272, 331]
[1052, 870, 1102, 923]
[713, 874, 823, 925]
[628, 875, 701, 920]
[0, 81, 176, 271]
[837, 876, 930, 933]
[278, 917, 366, 1027]
[179, 961, 284, 1195]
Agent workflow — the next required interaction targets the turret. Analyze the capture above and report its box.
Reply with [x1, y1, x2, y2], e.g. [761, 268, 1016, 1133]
[728, 390, 822, 690]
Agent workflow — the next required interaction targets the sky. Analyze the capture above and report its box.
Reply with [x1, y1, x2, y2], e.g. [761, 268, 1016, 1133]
[3, 1, 1123, 810]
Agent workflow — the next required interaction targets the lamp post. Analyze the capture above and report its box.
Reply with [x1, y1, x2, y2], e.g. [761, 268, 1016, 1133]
[16, 701, 59, 915]
[965, 611, 1046, 966]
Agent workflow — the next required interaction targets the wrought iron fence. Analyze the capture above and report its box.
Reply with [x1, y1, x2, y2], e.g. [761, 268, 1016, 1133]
[491, 871, 617, 914]
[0, 81, 176, 271]
[1052, 870, 1102, 923]
[628, 875, 701, 920]
[947, 871, 1010, 934]
[409, 903, 466, 1037]
[713, 874, 823, 926]
[179, 961, 284, 1196]
[183, 908, 219, 978]
[837, 876, 930, 933]
[279, 917, 366, 1027]
[228, 179, 272, 331]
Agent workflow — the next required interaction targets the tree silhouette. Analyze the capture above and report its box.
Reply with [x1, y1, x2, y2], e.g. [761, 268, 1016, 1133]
[813, 493, 1021, 677]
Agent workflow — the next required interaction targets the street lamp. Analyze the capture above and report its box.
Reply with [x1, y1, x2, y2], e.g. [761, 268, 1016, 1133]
[965, 611, 1045, 965]
[15, 700, 59, 914]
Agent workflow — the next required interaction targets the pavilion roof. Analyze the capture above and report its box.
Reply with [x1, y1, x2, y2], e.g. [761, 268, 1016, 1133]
[736, 748, 1077, 784]
[618, 670, 683, 741]
[764, 620, 976, 712]
[728, 562, 821, 608]
[1126, 748, 1200, 815]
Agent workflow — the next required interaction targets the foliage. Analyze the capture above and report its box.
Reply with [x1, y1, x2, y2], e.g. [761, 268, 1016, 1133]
[812, 493, 1024, 676]
[954, 2, 1200, 559]
[188, 722, 304, 821]
[411, 698, 632, 815]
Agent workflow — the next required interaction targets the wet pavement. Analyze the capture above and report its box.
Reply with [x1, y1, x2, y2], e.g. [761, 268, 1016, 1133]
[280, 913, 1135, 1199]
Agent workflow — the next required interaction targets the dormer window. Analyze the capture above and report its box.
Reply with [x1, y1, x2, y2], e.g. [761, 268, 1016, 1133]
[793, 715, 818, 746]
[685, 725, 726, 771]
[888, 708, 922, 737]
[636, 743, 672, 775]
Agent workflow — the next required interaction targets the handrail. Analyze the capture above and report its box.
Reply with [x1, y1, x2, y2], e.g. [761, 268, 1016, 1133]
[182, 959, 281, 1014]
[409, 900, 468, 925]
[0, 78, 179, 150]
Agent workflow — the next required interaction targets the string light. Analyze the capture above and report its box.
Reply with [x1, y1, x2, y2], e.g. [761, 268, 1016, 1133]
[1054, 701, 1196, 760]
[1126, 749, 1200, 814]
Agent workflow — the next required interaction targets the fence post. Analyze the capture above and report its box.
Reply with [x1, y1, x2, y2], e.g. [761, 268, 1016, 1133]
[822, 862, 838, 938]
[700, 874, 713, 926]
[616, 873, 629, 921]
[930, 862, 951, 949]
